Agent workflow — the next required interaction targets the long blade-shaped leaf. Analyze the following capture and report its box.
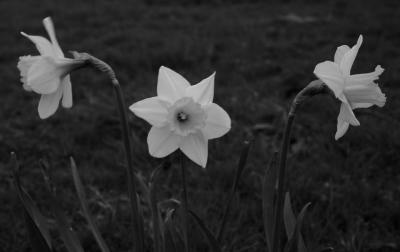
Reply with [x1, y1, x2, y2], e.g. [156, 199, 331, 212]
[284, 196, 311, 252]
[24, 211, 53, 252]
[262, 152, 278, 251]
[189, 210, 221, 252]
[150, 162, 167, 252]
[217, 140, 251, 242]
[70, 157, 111, 252]
[11, 153, 52, 251]
[283, 193, 296, 240]
[40, 161, 85, 252]
[164, 209, 184, 252]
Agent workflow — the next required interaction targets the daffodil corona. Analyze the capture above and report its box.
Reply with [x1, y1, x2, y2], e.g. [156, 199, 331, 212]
[314, 35, 386, 140]
[17, 17, 84, 119]
[130, 66, 231, 167]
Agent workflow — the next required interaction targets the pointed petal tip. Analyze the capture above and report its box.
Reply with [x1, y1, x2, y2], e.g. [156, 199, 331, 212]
[128, 102, 137, 112]
[43, 16, 52, 24]
[159, 65, 172, 73]
[38, 106, 53, 119]
[376, 65, 384, 74]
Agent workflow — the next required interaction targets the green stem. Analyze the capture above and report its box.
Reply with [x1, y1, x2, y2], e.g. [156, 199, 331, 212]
[73, 52, 144, 252]
[180, 152, 190, 252]
[113, 82, 144, 251]
[271, 80, 327, 252]
[271, 113, 295, 252]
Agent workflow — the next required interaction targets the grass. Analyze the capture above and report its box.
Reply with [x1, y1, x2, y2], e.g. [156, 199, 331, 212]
[0, 0, 400, 251]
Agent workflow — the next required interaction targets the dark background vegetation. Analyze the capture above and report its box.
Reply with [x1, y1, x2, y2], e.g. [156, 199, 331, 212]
[0, 0, 399, 251]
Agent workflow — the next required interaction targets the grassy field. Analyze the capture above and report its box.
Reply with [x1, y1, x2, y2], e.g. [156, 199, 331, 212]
[0, 0, 400, 251]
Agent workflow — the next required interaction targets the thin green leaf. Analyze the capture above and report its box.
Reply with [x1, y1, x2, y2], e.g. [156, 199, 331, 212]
[164, 221, 178, 252]
[70, 157, 111, 252]
[262, 152, 278, 252]
[150, 162, 167, 252]
[24, 212, 53, 252]
[283, 193, 308, 252]
[189, 210, 221, 252]
[137, 192, 145, 250]
[284, 201, 311, 252]
[163, 209, 183, 252]
[217, 140, 251, 242]
[40, 161, 85, 252]
[135, 173, 150, 202]
[11, 153, 52, 251]
[284, 192, 296, 239]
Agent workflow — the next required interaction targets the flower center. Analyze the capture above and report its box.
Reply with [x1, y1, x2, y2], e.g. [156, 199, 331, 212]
[167, 97, 207, 136]
[177, 112, 189, 122]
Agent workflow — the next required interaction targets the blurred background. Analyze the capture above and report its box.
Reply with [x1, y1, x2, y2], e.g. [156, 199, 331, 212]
[0, 0, 399, 251]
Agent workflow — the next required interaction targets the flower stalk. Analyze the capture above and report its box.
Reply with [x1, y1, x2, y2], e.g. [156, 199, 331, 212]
[271, 79, 327, 252]
[180, 152, 190, 252]
[71, 51, 144, 252]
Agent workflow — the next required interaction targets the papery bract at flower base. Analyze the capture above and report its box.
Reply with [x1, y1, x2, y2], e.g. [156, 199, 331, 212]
[313, 35, 386, 140]
[17, 17, 84, 119]
[130, 66, 231, 168]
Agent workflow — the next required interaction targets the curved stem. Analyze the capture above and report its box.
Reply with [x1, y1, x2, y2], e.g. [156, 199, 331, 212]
[113, 80, 145, 251]
[271, 114, 295, 252]
[271, 80, 327, 252]
[73, 52, 144, 252]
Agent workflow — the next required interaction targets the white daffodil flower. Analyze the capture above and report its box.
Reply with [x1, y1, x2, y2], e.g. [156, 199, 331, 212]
[17, 17, 83, 119]
[313, 35, 386, 140]
[130, 66, 231, 168]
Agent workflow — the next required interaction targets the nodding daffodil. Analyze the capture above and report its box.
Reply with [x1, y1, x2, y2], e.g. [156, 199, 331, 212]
[130, 66, 231, 168]
[17, 17, 84, 119]
[313, 35, 386, 140]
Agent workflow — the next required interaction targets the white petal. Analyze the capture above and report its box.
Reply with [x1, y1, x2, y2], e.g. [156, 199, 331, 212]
[201, 103, 231, 139]
[179, 131, 208, 168]
[61, 75, 73, 108]
[338, 101, 360, 126]
[313, 61, 344, 98]
[339, 35, 363, 76]
[43, 17, 64, 58]
[130, 97, 169, 127]
[347, 65, 384, 86]
[335, 117, 350, 140]
[351, 103, 373, 109]
[17, 55, 41, 91]
[344, 82, 386, 108]
[147, 126, 181, 158]
[334, 45, 350, 64]
[185, 72, 215, 105]
[21, 32, 55, 57]
[27, 57, 77, 94]
[38, 87, 63, 119]
[157, 66, 190, 102]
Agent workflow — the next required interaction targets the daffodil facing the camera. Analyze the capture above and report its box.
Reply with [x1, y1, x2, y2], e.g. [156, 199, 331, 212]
[130, 66, 231, 167]
[313, 35, 386, 140]
[17, 17, 84, 119]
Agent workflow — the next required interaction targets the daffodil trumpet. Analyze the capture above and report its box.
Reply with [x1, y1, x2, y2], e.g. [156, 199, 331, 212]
[314, 35, 386, 140]
[71, 51, 145, 252]
[18, 17, 86, 119]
